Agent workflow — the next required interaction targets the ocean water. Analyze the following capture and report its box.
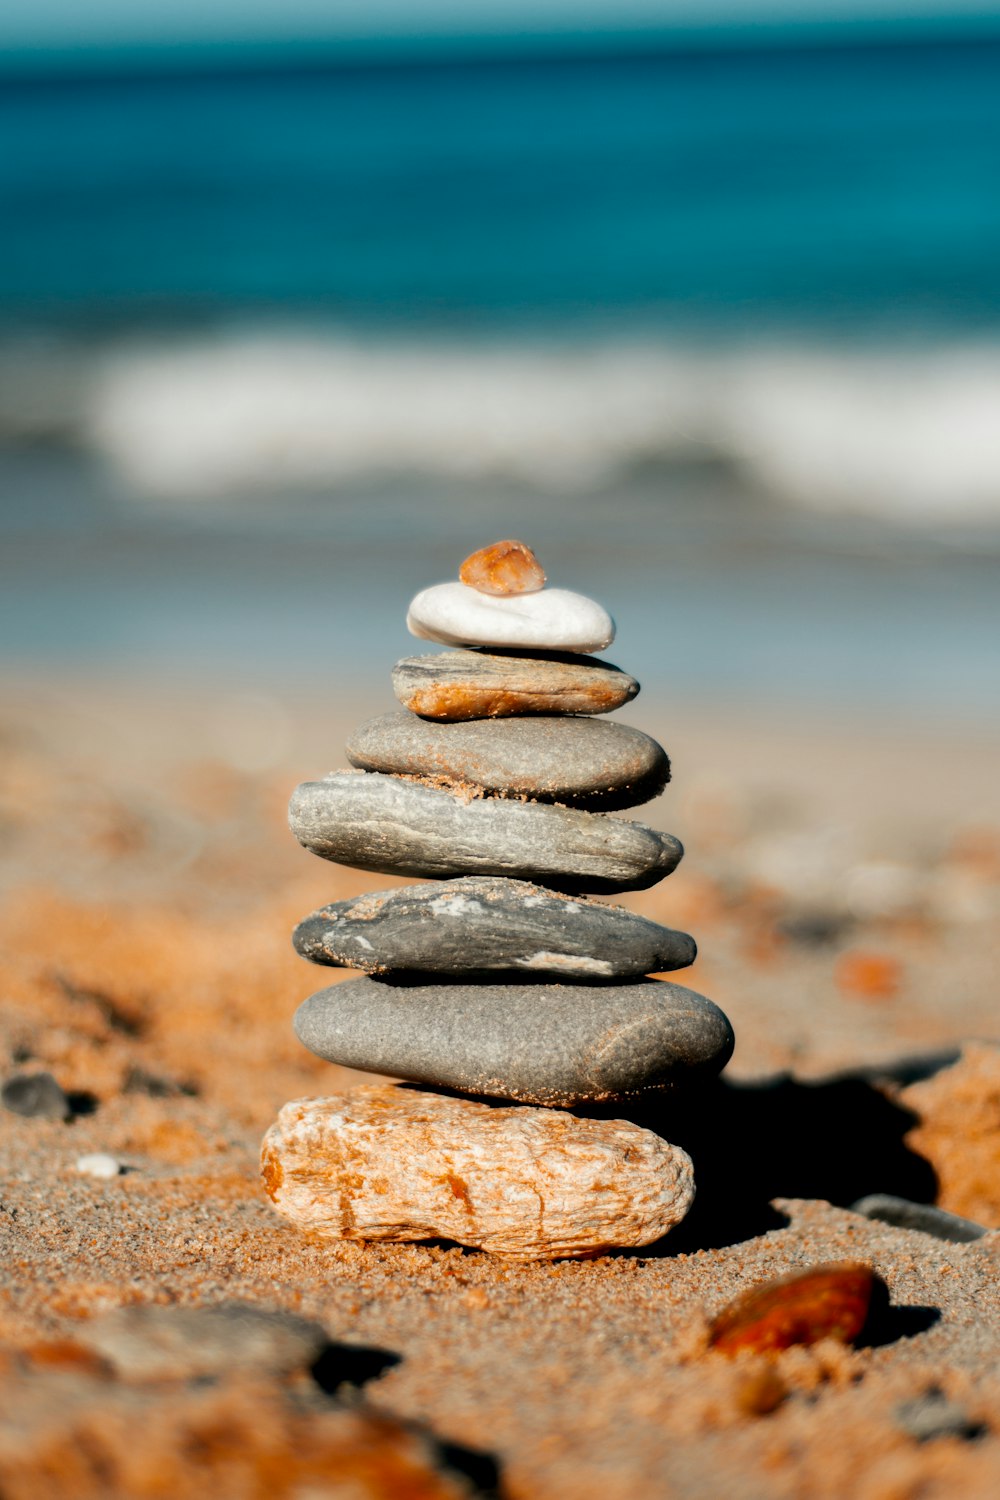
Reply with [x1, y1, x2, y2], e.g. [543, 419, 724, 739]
[3, 31, 1000, 330]
[1, 31, 999, 713]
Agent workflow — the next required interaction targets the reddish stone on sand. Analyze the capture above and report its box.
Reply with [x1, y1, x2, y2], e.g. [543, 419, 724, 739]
[708, 1262, 876, 1355]
[458, 539, 546, 596]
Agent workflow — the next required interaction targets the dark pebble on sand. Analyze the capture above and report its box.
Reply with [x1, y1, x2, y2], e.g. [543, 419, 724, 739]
[895, 1390, 987, 1444]
[850, 1193, 988, 1243]
[1, 1071, 73, 1122]
[79, 1303, 332, 1382]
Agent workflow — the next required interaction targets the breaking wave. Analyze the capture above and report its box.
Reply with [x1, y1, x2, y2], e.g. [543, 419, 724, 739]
[3, 329, 1000, 523]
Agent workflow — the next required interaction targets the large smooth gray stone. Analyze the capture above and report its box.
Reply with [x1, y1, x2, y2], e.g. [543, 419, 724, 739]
[289, 772, 682, 894]
[392, 648, 639, 721]
[345, 712, 669, 810]
[293, 876, 696, 978]
[294, 976, 734, 1107]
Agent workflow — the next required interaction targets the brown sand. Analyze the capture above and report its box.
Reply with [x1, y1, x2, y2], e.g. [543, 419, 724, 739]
[2, 676, 999, 1497]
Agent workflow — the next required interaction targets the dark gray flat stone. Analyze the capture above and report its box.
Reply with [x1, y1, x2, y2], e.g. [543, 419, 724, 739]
[345, 712, 669, 810]
[392, 648, 639, 721]
[850, 1193, 988, 1243]
[289, 772, 682, 894]
[1, 1071, 72, 1122]
[293, 876, 696, 978]
[294, 976, 734, 1106]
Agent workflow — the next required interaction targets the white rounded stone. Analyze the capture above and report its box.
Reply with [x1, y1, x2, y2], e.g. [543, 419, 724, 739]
[406, 581, 615, 653]
[75, 1152, 122, 1179]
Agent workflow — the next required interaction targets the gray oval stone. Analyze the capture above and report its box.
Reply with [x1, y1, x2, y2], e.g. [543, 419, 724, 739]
[293, 876, 696, 978]
[345, 712, 669, 810]
[392, 649, 640, 721]
[294, 976, 734, 1106]
[289, 772, 682, 894]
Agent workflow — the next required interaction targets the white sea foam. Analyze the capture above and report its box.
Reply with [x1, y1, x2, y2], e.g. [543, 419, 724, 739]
[5, 330, 1000, 523]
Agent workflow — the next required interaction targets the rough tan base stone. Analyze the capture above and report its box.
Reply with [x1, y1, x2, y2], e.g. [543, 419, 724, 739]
[261, 1084, 694, 1260]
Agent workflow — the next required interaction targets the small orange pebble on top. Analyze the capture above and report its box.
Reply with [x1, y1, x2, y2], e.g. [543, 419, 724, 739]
[835, 950, 901, 1000]
[459, 539, 546, 596]
[708, 1262, 876, 1355]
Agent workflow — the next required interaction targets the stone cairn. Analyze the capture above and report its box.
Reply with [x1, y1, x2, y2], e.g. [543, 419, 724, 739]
[262, 541, 734, 1259]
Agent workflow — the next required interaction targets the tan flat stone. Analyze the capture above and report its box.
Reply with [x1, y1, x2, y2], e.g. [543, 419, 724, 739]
[392, 649, 639, 720]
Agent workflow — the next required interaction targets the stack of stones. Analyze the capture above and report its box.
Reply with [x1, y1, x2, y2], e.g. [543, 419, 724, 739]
[262, 541, 734, 1260]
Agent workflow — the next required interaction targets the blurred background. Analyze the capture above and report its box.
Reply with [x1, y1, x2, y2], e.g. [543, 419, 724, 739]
[2, 0, 999, 719]
[4, 11, 1000, 1473]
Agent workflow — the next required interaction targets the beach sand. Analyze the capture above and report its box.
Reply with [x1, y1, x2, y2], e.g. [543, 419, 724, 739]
[2, 676, 999, 1496]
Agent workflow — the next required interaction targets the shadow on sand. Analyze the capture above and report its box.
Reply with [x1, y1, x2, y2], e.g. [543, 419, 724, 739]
[598, 1049, 959, 1256]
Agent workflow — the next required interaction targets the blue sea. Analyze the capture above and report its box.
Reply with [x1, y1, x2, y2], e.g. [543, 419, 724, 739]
[3, 28, 1000, 330]
[1, 28, 999, 716]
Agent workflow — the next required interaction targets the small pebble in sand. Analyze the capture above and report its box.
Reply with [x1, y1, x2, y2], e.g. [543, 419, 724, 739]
[835, 950, 902, 1000]
[733, 1366, 790, 1417]
[708, 1263, 876, 1355]
[262, 1083, 695, 1258]
[895, 1390, 987, 1444]
[79, 1303, 331, 1382]
[76, 1152, 122, 1180]
[850, 1193, 988, 1244]
[406, 581, 615, 654]
[1, 1071, 73, 1122]
[458, 538, 547, 595]
[21, 1340, 114, 1377]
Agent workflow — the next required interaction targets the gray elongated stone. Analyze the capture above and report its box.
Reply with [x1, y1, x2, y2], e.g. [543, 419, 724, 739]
[850, 1193, 988, 1244]
[294, 976, 734, 1107]
[345, 712, 669, 811]
[895, 1393, 987, 1444]
[289, 772, 682, 894]
[392, 648, 639, 721]
[293, 876, 696, 978]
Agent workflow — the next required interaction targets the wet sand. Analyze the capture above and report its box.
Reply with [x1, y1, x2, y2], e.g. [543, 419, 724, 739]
[2, 676, 999, 1496]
